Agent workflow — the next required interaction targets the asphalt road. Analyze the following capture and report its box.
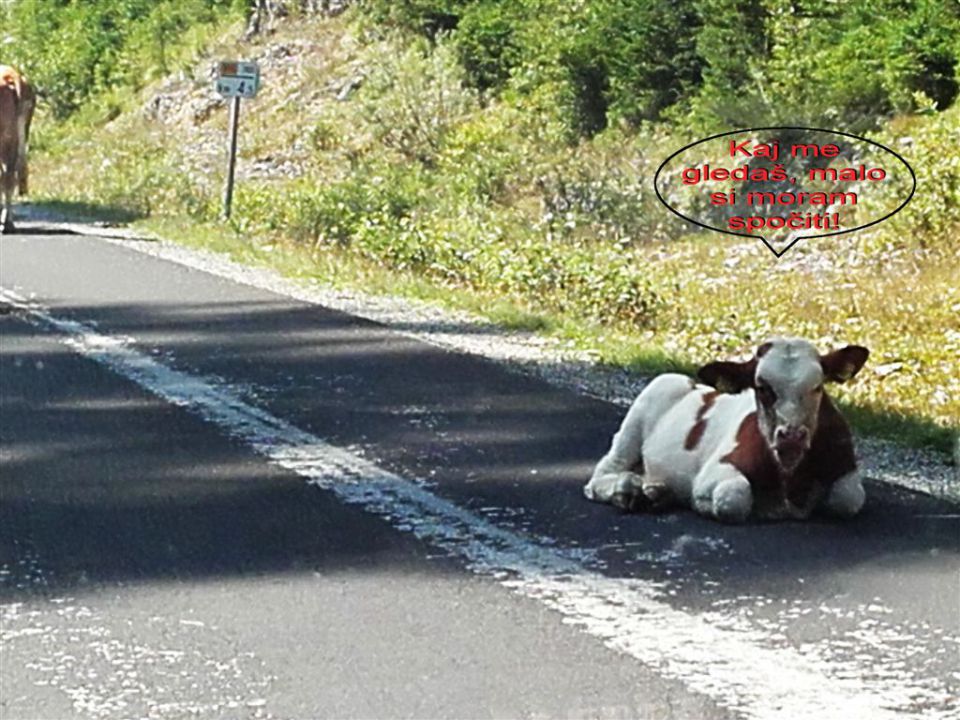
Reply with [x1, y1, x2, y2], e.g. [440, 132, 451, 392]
[1, 229, 958, 720]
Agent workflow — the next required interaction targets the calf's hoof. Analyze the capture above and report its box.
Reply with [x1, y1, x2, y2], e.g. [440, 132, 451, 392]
[641, 479, 676, 512]
[611, 473, 675, 513]
[712, 478, 752, 523]
[609, 472, 645, 512]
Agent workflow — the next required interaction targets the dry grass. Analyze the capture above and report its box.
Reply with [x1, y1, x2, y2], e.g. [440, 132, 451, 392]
[626, 233, 959, 448]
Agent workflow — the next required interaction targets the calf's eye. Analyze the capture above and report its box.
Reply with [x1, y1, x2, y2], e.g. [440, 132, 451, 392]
[756, 381, 776, 405]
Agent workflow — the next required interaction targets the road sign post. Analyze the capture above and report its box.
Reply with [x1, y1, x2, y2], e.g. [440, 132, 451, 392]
[215, 61, 260, 220]
[223, 96, 241, 219]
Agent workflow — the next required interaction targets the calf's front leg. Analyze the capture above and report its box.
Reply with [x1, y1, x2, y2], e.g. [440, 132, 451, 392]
[585, 468, 647, 511]
[692, 462, 753, 523]
[585, 394, 676, 512]
[585, 393, 651, 510]
[822, 469, 865, 518]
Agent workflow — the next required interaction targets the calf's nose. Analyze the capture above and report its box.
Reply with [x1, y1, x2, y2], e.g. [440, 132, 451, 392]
[776, 426, 809, 445]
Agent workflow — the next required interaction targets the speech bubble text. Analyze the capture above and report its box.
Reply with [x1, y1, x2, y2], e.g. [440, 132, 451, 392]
[654, 128, 916, 257]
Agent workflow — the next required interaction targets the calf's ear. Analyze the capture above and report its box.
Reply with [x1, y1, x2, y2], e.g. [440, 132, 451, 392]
[820, 345, 869, 383]
[697, 359, 757, 393]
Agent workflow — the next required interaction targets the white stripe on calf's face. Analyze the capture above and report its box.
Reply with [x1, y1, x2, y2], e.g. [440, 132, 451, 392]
[754, 339, 826, 470]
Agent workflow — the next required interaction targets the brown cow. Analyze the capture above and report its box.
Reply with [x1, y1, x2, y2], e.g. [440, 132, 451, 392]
[0, 65, 36, 233]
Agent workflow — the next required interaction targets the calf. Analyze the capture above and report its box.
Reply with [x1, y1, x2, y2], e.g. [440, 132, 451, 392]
[584, 338, 869, 522]
[0, 65, 36, 234]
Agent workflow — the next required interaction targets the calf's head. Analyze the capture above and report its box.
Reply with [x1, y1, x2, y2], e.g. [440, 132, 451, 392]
[697, 338, 869, 471]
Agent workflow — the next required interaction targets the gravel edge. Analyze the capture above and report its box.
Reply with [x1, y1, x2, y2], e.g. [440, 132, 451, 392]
[25, 216, 960, 504]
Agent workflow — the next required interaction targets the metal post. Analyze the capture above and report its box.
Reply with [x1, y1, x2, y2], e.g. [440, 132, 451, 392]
[223, 96, 241, 219]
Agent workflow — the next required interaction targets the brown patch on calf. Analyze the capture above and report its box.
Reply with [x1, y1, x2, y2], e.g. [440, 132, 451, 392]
[720, 412, 786, 516]
[787, 394, 857, 514]
[720, 395, 857, 519]
[684, 422, 707, 451]
[684, 391, 718, 451]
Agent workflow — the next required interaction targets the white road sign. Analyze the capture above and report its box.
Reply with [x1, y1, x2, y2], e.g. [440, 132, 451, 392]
[216, 61, 260, 98]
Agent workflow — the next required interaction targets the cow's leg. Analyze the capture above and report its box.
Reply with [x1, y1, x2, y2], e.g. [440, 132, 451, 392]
[585, 376, 690, 511]
[692, 463, 753, 523]
[1, 183, 12, 233]
[17, 82, 35, 197]
[585, 390, 655, 510]
[17, 120, 30, 196]
[585, 467, 675, 513]
[821, 469, 865, 518]
[16, 156, 27, 196]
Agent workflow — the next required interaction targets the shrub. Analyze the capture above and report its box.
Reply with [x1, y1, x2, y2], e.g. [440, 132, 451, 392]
[355, 0, 467, 37]
[691, 0, 960, 132]
[510, 0, 703, 135]
[531, 129, 691, 245]
[453, 3, 522, 92]
[356, 37, 478, 165]
[235, 162, 427, 244]
[436, 107, 525, 203]
[869, 103, 960, 251]
[3, 0, 240, 119]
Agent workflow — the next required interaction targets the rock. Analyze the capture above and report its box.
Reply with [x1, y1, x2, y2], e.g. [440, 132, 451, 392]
[336, 75, 363, 101]
[873, 361, 904, 378]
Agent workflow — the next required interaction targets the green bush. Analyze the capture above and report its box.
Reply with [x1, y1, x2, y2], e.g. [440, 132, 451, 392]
[689, 0, 960, 132]
[598, 0, 703, 126]
[870, 104, 960, 250]
[3, 0, 241, 119]
[355, 0, 468, 37]
[453, 3, 521, 92]
[356, 1, 704, 134]
[235, 162, 427, 244]
[356, 38, 478, 165]
[505, 1, 703, 135]
[436, 107, 524, 203]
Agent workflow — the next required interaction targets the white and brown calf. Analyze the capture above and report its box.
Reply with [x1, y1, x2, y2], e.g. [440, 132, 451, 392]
[584, 338, 869, 523]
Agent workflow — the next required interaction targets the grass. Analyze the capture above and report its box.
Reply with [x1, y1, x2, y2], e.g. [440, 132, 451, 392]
[27, 199, 145, 225]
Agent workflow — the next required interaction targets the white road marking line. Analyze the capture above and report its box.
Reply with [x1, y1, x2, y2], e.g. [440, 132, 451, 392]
[1, 287, 948, 720]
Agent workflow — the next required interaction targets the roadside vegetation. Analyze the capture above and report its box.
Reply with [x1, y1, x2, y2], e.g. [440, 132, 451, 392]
[4, 0, 958, 453]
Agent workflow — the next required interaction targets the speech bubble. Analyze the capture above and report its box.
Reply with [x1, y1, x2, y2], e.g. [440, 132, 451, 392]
[654, 126, 916, 257]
